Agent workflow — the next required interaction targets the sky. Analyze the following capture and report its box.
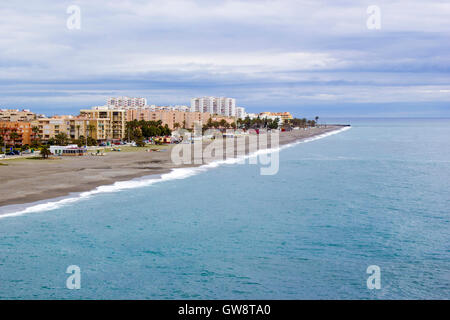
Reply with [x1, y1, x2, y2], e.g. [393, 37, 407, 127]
[1, 0, 450, 118]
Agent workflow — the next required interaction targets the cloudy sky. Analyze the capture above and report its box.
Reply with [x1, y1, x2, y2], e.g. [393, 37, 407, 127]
[1, 0, 449, 117]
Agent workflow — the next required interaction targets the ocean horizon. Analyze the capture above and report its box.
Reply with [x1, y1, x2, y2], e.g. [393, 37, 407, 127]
[0, 118, 448, 299]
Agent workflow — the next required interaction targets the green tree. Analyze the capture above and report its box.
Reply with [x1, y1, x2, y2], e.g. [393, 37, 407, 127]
[75, 135, 85, 147]
[268, 118, 280, 129]
[76, 124, 81, 138]
[88, 124, 96, 137]
[87, 136, 97, 146]
[40, 145, 51, 159]
[31, 126, 41, 147]
[135, 136, 146, 147]
[55, 132, 69, 146]
[9, 132, 19, 147]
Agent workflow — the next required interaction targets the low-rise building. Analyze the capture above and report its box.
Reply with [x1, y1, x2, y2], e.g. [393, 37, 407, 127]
[50, 145, 87, 156]
[259, 112, 293, 124]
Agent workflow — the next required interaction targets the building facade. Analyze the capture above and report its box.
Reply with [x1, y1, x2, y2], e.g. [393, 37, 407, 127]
[107, 97, 147, 109]
[190, 97, 237, 117]
[125, 109, 211, 130]
[0, 121, 32, 146]
[31, 116, 89, 141]
[259, 112, 293, 124]
[79, 107, 126, 141]
[0, 109, 37, 122]
[236, 107, 247, 119]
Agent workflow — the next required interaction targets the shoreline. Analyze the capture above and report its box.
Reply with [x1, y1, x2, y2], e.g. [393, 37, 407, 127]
[0, 125, 349, 215]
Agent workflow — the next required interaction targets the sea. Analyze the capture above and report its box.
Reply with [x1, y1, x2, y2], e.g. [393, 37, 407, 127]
[0, 118, 449, 299]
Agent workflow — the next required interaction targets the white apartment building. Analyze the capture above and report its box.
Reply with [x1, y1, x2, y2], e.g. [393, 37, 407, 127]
[236, 107, 247, 119]
[190, 97, 213, 113]
[107, 97, 147, 109]
[190, 97, 236, 117]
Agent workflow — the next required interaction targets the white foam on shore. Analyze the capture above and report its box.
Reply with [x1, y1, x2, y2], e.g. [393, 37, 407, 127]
[0, 126, 350, 219]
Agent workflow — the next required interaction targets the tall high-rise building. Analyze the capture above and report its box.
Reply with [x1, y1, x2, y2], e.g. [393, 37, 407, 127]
[190, 97, 236, 116]
[107, 97, 147, 109]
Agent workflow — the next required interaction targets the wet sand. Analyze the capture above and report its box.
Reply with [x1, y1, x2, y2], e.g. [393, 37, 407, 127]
[0, 126, 346, 208]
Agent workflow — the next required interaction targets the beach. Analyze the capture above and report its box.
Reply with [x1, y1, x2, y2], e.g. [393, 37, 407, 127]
[0, 126, 345, 208]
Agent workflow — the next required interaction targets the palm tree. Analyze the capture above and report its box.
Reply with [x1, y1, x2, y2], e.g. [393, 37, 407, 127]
[315, 116, 319, 127]
[31, 126, 39, 141]
[76, 125, 81, 138]
[85, 124, 96, 146]
[9, 132, 19, 147]
[40, 145, 51, 159]
[55, 132, 69, 146]
[87, 124, 96, 138]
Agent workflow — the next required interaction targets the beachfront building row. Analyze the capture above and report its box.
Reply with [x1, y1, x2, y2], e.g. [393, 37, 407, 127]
[247, 112, 293, 124]
[124, 108, 210, 130]
[260, 112, 293, 123]
[2, 111, 126, 146]
[190, 97, 238, 117]
[28, 111, 125, 143]
[1, 108, 237, 146]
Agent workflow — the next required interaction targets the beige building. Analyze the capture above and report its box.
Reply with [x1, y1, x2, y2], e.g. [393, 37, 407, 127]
[79, 107, 126, 141]
[31, 115, 88, 141]
[125, 109, 212, 130]
[0, 109, 37, 122]
[259, 112, 293, 124]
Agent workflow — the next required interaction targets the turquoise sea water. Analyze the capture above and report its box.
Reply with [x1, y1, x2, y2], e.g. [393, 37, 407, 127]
[0, 118, 449, 299]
